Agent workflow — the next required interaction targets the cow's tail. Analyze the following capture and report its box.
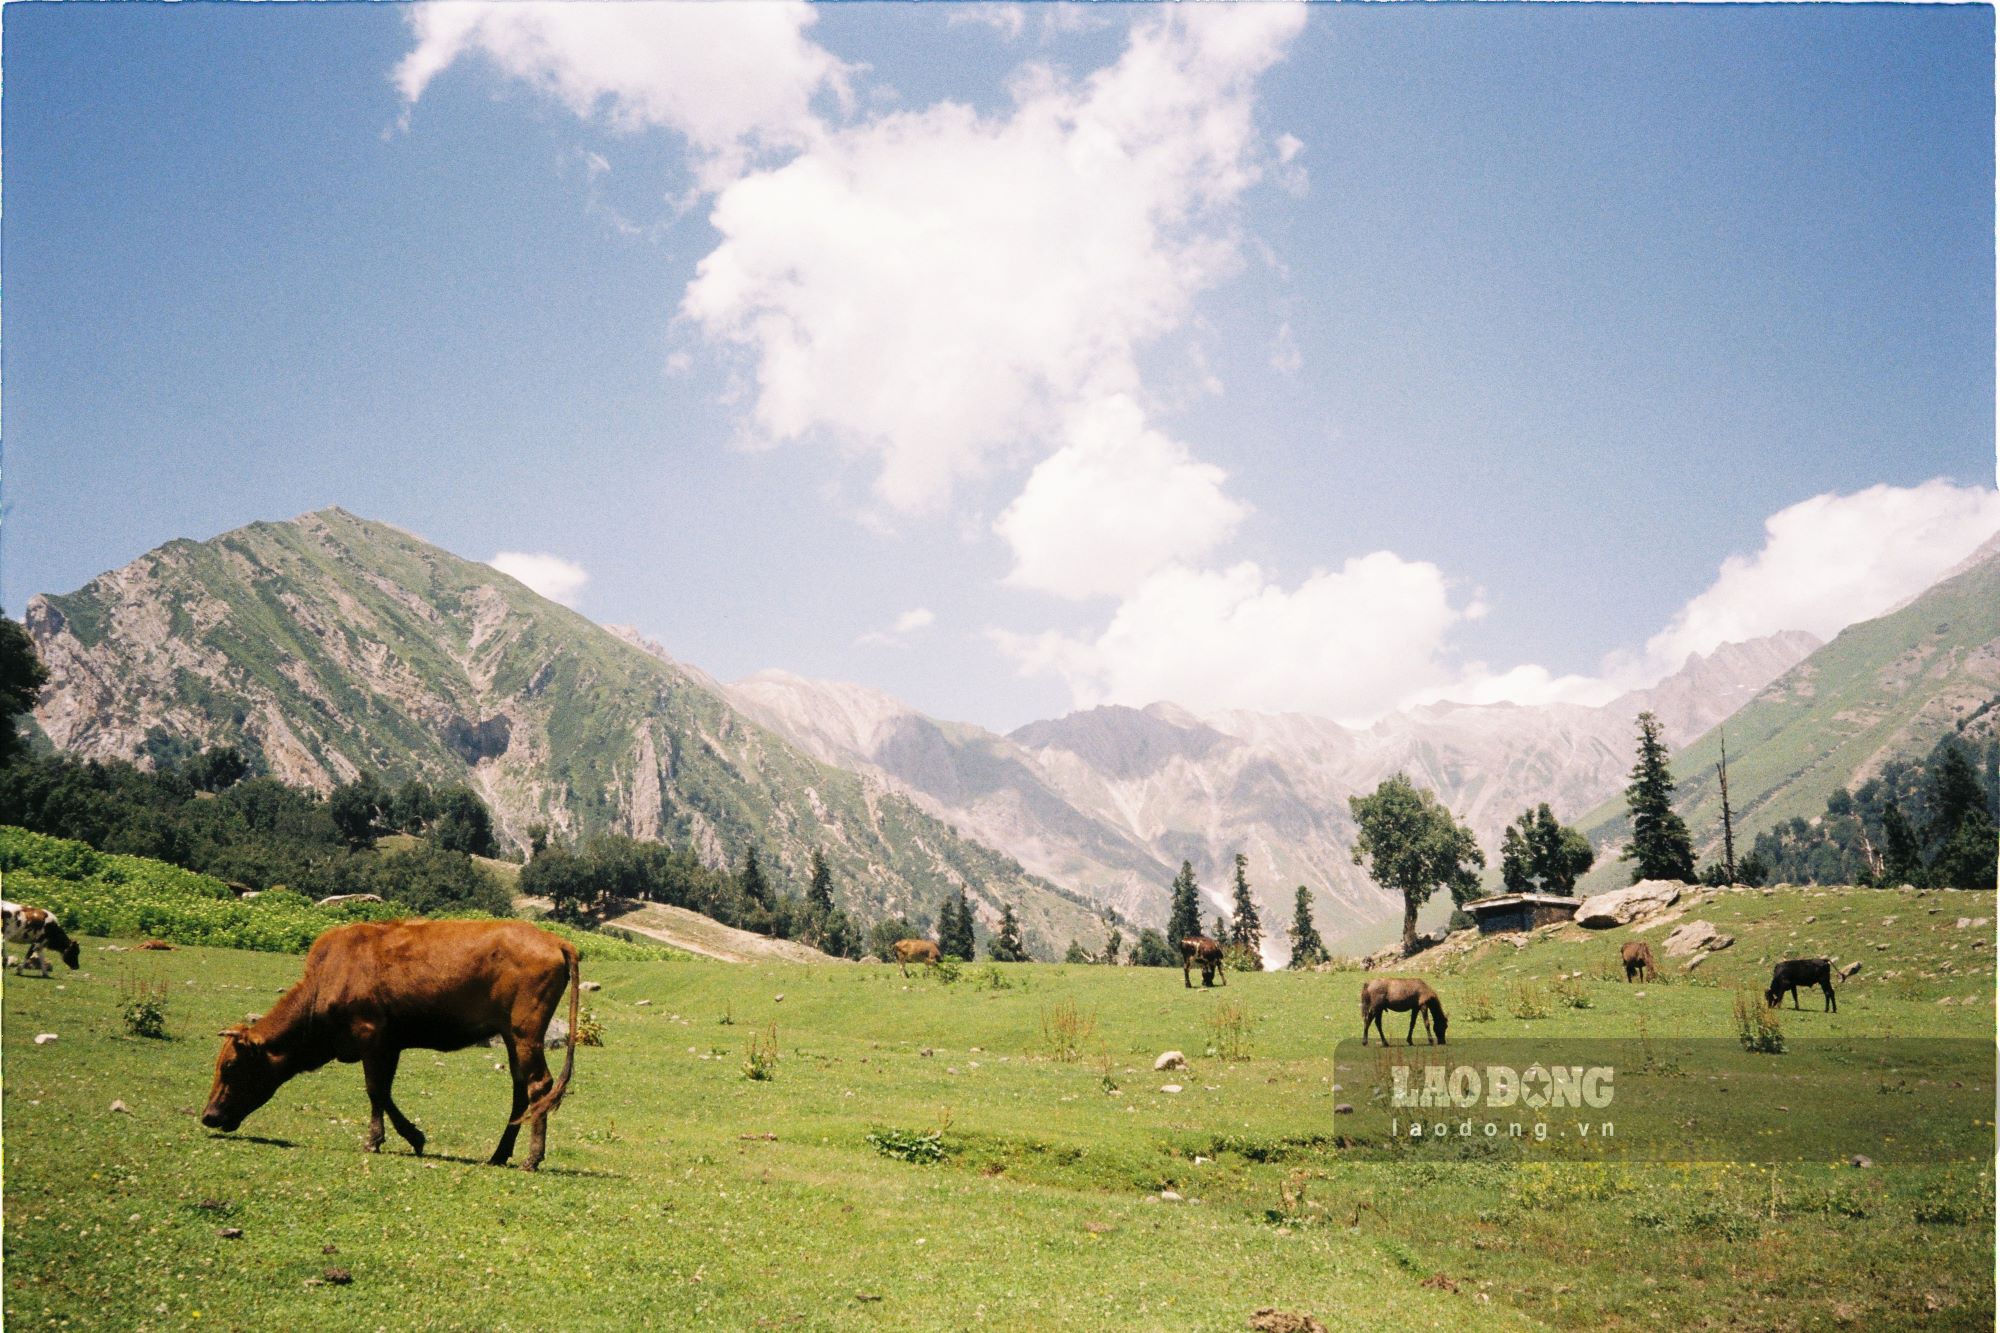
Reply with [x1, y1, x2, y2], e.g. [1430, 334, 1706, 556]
[518, 944, 581, 1124]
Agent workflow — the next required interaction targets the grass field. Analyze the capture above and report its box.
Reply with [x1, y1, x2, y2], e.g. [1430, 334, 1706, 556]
[4, 886, 1994, 1331]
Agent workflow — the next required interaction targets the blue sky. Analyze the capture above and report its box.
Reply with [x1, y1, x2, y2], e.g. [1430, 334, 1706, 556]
[3, 2, 1994, 731]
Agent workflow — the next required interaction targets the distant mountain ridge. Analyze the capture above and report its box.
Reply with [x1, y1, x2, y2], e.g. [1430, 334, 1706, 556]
[729, 631, 1822, 951]
[25, 509, 1112, 958]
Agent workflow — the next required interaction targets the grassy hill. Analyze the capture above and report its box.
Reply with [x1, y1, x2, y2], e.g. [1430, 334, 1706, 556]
[26, 509, 1112, 957]
[3, 887, 1991, 1330]
[1574, 542, 2000, 888]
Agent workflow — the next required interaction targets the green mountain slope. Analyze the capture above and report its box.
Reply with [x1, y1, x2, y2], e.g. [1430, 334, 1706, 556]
[1574, 536, 2000, 885]
[25, 508, 1112, 957]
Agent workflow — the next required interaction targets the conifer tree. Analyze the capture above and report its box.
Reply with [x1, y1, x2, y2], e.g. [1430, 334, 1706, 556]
[1285, 885, 1329, 969]
[1621, 712, 1695, 883]
[938, 888, 977, 960]
[988, 902, 1027, 962]
[1227, 852, 1264, 968]
[740, 847, 771, 908]
[807, 849, 834, 911]
[1167, 861, 1203, 943]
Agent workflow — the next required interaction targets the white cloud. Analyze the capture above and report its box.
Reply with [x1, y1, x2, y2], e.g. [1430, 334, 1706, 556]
[857, 606, 937, 648]
[1269, 321, 1301, 375]
[994, 395, 1249, 599]
[1641, 481, 2000, 673]
[996, 554, 1471, 725]
[681, 3, 1307, 510]
[489, 551, 590, 607]
[394, 2, 849, 186]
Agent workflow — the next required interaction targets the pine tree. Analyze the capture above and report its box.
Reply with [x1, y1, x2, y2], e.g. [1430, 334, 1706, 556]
[1927, 743, 1998, 889]
[938, 888, 976, 960]
[1167, 861, 1203, 943]
[1227, 852, 1264, 968]
[740, 847, 771, 908]
[1063, 939, 1092, 964]
[1716, 727, 1738, 883]
[988, 903, 1027, 962]
[1881, 799, 1925, 887]
[807, 849, 834, 911]
[1102, 927, 1123, 965]
[1621, 712, 1696, 883]
[1211, 912, 1229, 942]
[1285, 885, 1328, 969]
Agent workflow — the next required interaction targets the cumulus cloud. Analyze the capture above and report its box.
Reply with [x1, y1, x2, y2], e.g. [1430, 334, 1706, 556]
[1640, 480, 2000, 673]
[681, 3, 1307, 510]
[394, 2, 849, 185]
[489, 551, 590, 607]
[994, 396, 1249, 599]
[857, 606, 938, 648]
[995, 554, 1472, 725]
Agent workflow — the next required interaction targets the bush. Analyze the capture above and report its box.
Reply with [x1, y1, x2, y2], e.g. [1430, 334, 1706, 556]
[1040, 998, 1096, 1063]
[1551, 975, 1593, 1009]
[742, 1022, 780, 1081]
[1732, 990, 1786, 1054]
[1461, 987, 1495, 1022]
[1206, 1001, 1254, 1061]
[867, 1124, 947, 1165]
[120, 979, 171, 1039]
[1507, 981, 1552, 1021]
[572, 1009, 606, 1048]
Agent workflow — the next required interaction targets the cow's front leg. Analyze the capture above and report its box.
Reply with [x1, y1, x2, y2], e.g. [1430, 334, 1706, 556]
[363, 1048, 424, 1155]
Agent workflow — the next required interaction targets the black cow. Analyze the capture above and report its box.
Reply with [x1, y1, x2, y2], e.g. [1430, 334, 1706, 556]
[1765, 958, 1837, 1012]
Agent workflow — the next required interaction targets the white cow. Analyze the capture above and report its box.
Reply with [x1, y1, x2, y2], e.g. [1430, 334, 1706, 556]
[2, 900, 81, 976]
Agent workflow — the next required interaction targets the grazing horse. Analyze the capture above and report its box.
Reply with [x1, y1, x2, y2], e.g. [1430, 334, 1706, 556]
[892, 939, 941, 977]
[1360, 978, 1448, 1046]
[202, 919, 580, 1171]
[2, 901, 81, 976]
[1181, 936, 1226, 988]
[1620, 941, 1657, 982]
[1766, 958, 1837, 1012]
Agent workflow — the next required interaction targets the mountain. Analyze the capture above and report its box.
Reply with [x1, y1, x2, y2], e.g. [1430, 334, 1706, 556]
[728, 632, 1820, 953]
[24, 509, 1113, 958]
[1572, 535, 2000, 887]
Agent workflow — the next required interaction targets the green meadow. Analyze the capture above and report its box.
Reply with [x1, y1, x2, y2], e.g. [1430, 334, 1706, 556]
[4, 885, 1995, 1331]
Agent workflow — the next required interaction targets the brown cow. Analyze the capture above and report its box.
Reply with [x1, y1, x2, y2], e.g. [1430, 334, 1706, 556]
[201, 919, 579, 1171]
[2, 900, 81, 976]
[1181, 936, 1226, 989]
[892, 939, 941, 977]
[1360, 977, 1448, 1046]
[1620, 941, 1657, 982]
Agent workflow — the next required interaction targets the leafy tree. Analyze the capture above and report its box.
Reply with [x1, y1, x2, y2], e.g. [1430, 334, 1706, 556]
[1498, 803, 1594, 895]
[1063, 939, 1092, 964]
[1285, 885, 1328, 969]
[1620, 712, 1695, 883]
[807, 848, 834, 911]
[1167, 860, 1203, 943]
[1130, 928, 1178, 967]
[868, 915, 919, 962]
[328, 774, 387, 849]
[1735, 850, 1770, 888]
[1349, 773, 1486, 951]
[938, 888, 976, 961]
[526, 822, 551, 857]
[1226, 852, 1264, 967]
[988, 902, 1027, 962]
[185, 746, 250, 794]
[431, 787, 497, 857]
[0, 611, 49, 769]
[1102, 926, 1123, 966]
[819, 907, 860, 960]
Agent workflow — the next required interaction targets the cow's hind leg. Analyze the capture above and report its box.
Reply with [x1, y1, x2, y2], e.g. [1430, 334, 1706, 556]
[363, 1049, 425, 1156]
[488, 1042, 529, 1167]
[505, 1036, 555, 1172]
[1824, 981, 1836, 1013]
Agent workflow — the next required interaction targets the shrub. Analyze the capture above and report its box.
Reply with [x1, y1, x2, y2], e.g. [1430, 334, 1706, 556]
[572, 1009, 606, 1047]
[1732, 990, 1786, 1054]
[1205, 1001, 1254, 1061]
[1507, 981, 1552, 1021]
[742, 1022, 780, 1081]
[931, 957, 963, 986]
[1551, 975, 1593, 1009]
[1461, 988, 1495, 1022]
[867, 1122, 948, 1165]
[1040, 998, 1096, 1063]
[120, 980, 171, 1040]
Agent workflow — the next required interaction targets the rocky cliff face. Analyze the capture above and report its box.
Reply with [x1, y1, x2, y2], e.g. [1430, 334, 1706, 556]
[26, 509, 1112, 958]
[727, 634, 1822, 953]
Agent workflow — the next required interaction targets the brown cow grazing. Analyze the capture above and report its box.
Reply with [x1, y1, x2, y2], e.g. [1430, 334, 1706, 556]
[201, 919, 579, 1171]
[1181, 936, 1226, 988]
[2, 900, 82, 976]
[1360, 978, 1448, 1046]
[1766, 958, 1837, 1012]
[1620, 941, 1657, 983]
[893, 939, 941, 977]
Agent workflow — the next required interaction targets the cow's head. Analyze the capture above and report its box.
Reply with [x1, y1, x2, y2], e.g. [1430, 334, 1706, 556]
[1764, 985, 1782, 1008]
[201, 1026, 285, 1132]
[1429, 1001, 1449, 1046]
[49, 926, 81, 971]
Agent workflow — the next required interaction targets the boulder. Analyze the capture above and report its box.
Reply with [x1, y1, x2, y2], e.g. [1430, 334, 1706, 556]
[1573, 881, 1683, 928]
[316, 893, 385, 908]
[1662, 920, 1735, 958]
[1249, 1310, 1328, 1333]
[1838, 961, 1863, 981]
[543, 1018, 570, 1050]
[1154, 1051, 1188, 1072]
